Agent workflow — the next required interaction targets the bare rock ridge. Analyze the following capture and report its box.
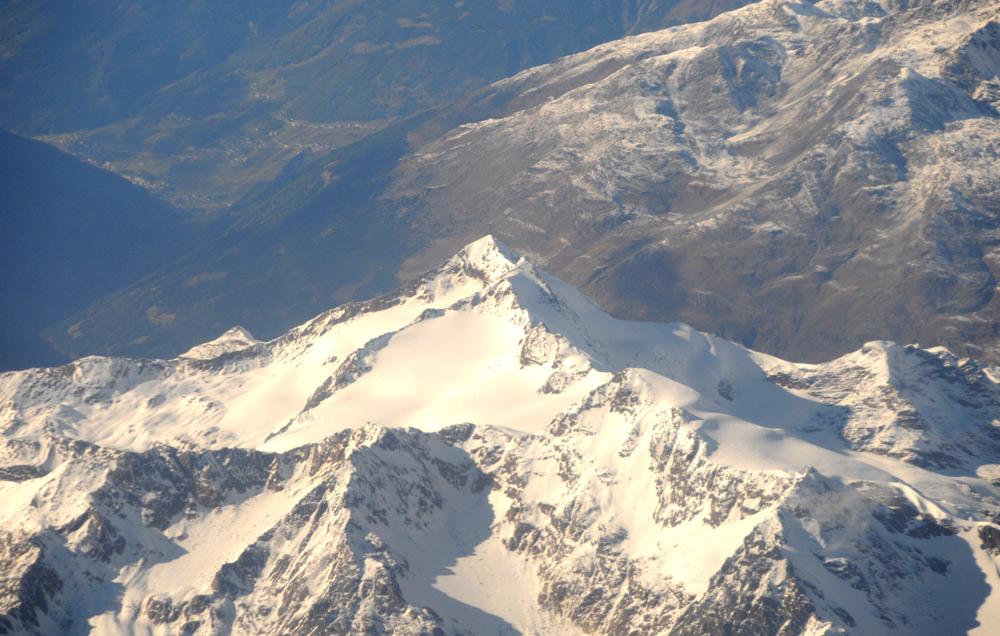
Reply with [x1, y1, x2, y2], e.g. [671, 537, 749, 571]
[1, 237, 999, 635]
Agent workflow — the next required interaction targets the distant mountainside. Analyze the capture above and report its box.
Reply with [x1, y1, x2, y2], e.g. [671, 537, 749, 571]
[0, 130, 204, 372]
[384, 0, 1000, 363]
[43, 0, 1000, 368]
[1, 0, 747, 212]
[2, 237, 999, 635]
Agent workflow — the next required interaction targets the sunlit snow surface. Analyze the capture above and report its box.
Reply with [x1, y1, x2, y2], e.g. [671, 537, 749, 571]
[3, 232, 1000, 636]
[0, 238, 1000, 634]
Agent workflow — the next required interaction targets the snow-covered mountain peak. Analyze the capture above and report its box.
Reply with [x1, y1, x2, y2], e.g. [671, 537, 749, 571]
[2, 237, 1000, 634]
[410, 234, 520, 302]
[2, 237, 997, 477]
[449, 234, 520, 281]
[180, 326, 260, 360]
[775, 341, 1000, 471]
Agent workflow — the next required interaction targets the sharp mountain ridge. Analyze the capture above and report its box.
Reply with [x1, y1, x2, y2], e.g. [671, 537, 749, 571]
[2, 237, 999, 635]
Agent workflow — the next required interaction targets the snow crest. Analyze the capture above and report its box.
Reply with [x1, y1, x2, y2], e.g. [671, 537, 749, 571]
[2, 249, 999, 631]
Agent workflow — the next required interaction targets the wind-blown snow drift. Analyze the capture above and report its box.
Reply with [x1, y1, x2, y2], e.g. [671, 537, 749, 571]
[1, 236, 999, 635]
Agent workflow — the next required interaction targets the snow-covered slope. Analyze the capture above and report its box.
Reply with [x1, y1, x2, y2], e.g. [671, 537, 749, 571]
[2, 237, 999, 635]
